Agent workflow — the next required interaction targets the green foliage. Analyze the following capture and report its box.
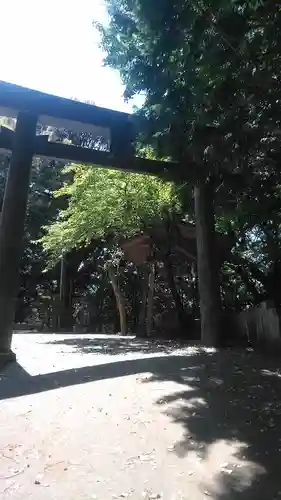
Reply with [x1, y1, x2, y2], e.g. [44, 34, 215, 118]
[40, 164, 180, 263]
[95, 0, 281, 308]
[97, 0, 281, 175]
[2, 0, 281, 327]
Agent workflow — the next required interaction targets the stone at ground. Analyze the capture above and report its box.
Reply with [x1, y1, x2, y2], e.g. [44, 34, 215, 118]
[1, 333, 281, 499]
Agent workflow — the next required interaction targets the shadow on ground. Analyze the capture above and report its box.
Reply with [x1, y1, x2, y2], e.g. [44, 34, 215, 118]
[43, 335, 188, 356]
[44, 334, 187, 355]
[148, 349, 281, 500]
[1, 336, 281, 499]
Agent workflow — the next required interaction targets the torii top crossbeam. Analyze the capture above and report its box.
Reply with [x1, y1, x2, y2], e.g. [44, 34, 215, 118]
[0, 80, 130, 130]
[0, 81, 183, 177]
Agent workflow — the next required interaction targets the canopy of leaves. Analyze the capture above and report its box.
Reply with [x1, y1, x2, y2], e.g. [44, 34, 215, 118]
[97, 0, 281, 177]
[40, 164, 180, 263]
[93, 0, 281, 305]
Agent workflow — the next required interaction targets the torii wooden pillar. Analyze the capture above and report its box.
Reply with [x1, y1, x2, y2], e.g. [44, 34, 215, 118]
[0, 112, 37, 363]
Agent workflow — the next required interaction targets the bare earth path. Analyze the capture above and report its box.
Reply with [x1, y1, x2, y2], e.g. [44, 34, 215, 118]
[1, 333, 281, 499]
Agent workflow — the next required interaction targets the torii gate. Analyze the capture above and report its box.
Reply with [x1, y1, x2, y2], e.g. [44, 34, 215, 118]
[0, 81, 220, 364]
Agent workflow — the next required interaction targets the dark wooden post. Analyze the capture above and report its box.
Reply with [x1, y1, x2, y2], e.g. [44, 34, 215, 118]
[137, 264, 149, 337]
[146, 263, 155, 336]
[110, 120, 135, 158]
[0, 111, 37, 362]
[194, 180, 221, 346]
[59, 255, 73, 330]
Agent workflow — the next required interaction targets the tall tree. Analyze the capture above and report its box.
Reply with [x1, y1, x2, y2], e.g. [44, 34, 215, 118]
[95, 0, 281, 344]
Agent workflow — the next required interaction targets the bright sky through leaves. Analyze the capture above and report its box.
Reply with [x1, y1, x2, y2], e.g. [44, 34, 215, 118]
[0, 0, 136, 112]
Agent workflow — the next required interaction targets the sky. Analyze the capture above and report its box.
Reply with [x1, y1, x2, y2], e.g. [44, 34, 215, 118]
[0, 0, 136, 113]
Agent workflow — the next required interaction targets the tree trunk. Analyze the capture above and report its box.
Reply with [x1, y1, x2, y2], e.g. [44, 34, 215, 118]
[164, 255, 186, 329]
[163, 214, 186, 330]
[131, 273, 140, 332]
[107, 263, 127, 335]
[137, 265, 149, 336]
[146, 263, 156, 336]
[59, 255, 73, 329]
[194, 181, 221, 346]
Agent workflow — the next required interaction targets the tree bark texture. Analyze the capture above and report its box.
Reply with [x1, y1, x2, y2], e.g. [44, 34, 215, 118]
[164, 255, 186, 330]
[146, 263, 155, 336]
[107, 263, 127, 335]
[137, 265, 149, 336]
[194, 181, 221, 346]
[59, 255, 73, 329]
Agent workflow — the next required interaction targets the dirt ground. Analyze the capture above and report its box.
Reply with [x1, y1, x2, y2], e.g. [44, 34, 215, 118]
[1, 333, 281, 500]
